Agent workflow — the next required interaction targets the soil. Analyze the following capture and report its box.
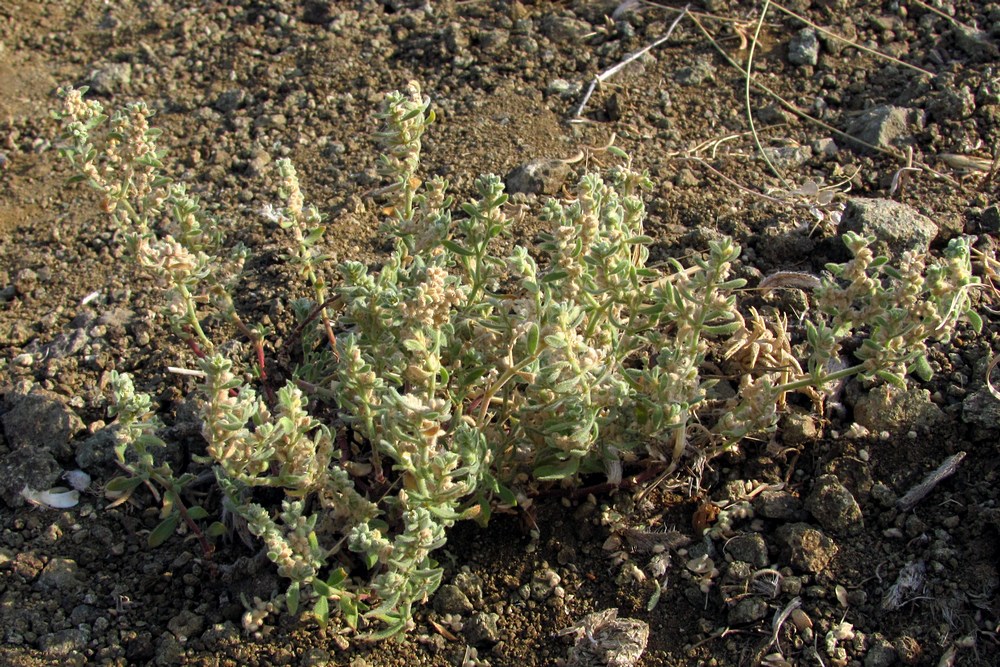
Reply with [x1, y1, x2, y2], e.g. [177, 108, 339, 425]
[1, 0, 999, 665]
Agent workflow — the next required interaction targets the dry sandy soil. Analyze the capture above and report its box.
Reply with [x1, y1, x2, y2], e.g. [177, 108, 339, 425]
[1, 1, 999, 665]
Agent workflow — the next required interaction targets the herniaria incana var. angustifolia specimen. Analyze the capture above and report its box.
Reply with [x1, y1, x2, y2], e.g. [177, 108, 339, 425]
[56, 82, 982, 638]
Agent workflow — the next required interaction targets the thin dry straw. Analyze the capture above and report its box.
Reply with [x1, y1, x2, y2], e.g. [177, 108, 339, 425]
[745, 0, 790, 187]
[572, 5, 689, 120]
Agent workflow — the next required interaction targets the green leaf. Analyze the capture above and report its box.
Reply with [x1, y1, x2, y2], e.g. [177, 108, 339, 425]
[647, 580, 662, 611]
[965, 308, 983, 333]
[313, 596, 329, 626]
[541, 270, 568, 284]
[327, 567, 348, 588]
[186, 505, 209, 521]
[442, 239, 476, 257]
[106, 475, 144, 494]
[701, 321, 742, 336]
[496, 483, 517, 506]
[875, 369, 907, 389]
[911, 354, 934, 382]
[543, 334, 566, 349]
[607, 146, 629, 159]
[286, 581, 300, 615]
[313, 578, 331, 597]
[340, 597, 359, 630]
[534, 456, 580, 480]
[148, 513, 179, 548]
[526, 323, 540, 355]
[625, 235, 654, 245]
[206, 521, 227, 538]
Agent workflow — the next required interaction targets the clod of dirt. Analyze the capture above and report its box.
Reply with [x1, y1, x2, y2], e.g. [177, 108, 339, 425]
[844, 105, 924, 154]
[775, 523, 839, 574]
[505, 159, 572, 195]
[805, 474, 864, 535]
[839, 198, 937, 256]
[852, 385, 946, 433]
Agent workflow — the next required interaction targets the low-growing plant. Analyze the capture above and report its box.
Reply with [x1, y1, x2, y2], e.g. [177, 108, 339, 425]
[56, 82, 981, 638]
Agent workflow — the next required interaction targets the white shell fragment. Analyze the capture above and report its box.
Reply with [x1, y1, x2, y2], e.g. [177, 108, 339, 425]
[21, 485, 80, 509]
[63, 469, 92, 492]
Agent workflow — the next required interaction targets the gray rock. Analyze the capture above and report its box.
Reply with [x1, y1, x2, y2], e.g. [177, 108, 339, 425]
[753, 489, 804, 520]
[530, 567, 561, 601]
[505, 159, 571, 195]
[780, 410, 820, 446]
[788, 28, 819, 66]
[762, 145, 813, 170]
[980, 204, 1000, 234]
[853, 385, 946, 433]
[214, 89, 247, 113]
[727, 597, 769, 625]
[928, 85, 976, 121]
[88, 62, 133, 95]
[805, 474, 863, 535]
[724, 533, 769, 568]
[541, 16, 591, 43]
[74, 427, 118, 469]
[839, 197, 937, 257]
[775, 523, 838, 573]
[962, 386, 1000, 436]
[444, 22, 470, 52]
[674, 57, 716, 86]
[0, 448, 62, 507]
[155, 632, 183, 665]
[167, 609, 204, 642]
[464, 611, 500, 646]
[864, 635, 897, 667]
[478, 29, 509, 53]
[845, 105, 924, 154]
[39, 628, 88, 658]
[547, 78, 582, 99]
[36, 557, 81, 591]
[812, 137, 839, 158]
[2, 383, 85, 457]
[433, 584, 473, 614]
[953, 24, 999, 61]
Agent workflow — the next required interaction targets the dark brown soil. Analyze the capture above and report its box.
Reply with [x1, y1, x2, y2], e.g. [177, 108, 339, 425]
[1, 1, 999, 665]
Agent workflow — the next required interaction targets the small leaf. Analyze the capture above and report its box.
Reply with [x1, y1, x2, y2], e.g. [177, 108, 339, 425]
[442, 239, 476, 257]
[965, 309, 983, 333]
[148, 513, 180, 548]
[495, 483, 517, 507]
[312, 578, 332, 597]
[105, 475, 144, 494]
[607, 145, 629, 159]
[875, 369, 907, 389]
[340, 597, 359, 630]
[541, 335, 569, 353]
[526, 323, 540, 355]
[541, 270, 568, 284]
[534, 456, 580, 480]
[911, 354, 934, 382]
[286, 582, 301, 615]
[186, 505, 209, 521]
[327, 567, 348, 588]
[313, 596, 329, 626]
[206, 521, 227, 538]
[647, 579, 662, 611]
